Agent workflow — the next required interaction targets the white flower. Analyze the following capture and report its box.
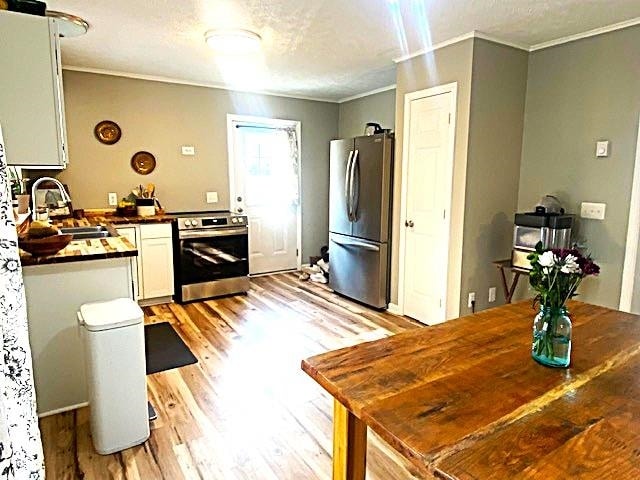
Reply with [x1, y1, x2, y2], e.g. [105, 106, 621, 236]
[538, 251, 556, 268]
[560, 254, 581, 274]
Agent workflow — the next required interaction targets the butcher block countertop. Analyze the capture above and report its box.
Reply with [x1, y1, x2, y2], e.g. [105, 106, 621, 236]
[19, 212, 173, 266]
[54, 212, 175, 227]
[302, 301, 640, 479]
[19, 225, 137, 267]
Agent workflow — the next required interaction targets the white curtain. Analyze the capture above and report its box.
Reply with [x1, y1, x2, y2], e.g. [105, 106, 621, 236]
[0, 125, 44, 479]
[284, 127, 300, 206]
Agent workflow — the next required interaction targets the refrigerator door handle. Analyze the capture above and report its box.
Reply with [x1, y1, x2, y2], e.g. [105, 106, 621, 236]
[345, 150, 354, 220]
[351, 149, 360, 220]
[332, 237, 380, 252]
[349, 149, 359, 221]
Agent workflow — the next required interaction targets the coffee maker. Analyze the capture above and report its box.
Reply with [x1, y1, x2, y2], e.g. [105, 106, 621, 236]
[511, 196, 574, 270]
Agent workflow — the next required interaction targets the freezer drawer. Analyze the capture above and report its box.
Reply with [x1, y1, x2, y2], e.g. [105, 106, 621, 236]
[329, 233, 389, 309]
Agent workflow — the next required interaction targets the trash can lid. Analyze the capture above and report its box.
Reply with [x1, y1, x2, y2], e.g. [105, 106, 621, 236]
[80, 298, 143, 332]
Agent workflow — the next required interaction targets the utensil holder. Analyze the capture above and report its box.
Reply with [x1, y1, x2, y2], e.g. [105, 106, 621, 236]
[135, 198, 155, 217]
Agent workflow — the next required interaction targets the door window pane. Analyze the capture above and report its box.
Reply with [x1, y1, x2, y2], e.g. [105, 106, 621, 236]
[239, 127, 297, 209]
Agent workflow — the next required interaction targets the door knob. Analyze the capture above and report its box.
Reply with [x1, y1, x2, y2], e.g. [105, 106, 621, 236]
[237, 207, 244, 213]
[237, 196, 243, 202]
[405, 220, 414, 228]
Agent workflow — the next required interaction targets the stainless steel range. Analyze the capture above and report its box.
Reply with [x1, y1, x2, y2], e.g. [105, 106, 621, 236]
[172, 211, 249, 303]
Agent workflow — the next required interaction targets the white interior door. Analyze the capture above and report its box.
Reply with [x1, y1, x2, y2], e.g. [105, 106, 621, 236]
[402, 91, 455, 324]
[230, 120, 300, 275]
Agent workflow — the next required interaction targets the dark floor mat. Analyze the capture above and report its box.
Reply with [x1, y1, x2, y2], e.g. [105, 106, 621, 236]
[145, 322, 198, 375]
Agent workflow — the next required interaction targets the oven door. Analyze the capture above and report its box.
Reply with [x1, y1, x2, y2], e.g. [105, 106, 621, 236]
[177, 227, 249, 286]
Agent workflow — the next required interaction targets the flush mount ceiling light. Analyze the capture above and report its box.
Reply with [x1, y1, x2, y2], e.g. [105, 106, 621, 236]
[204, 29, 262, 54]
[46, 11, 90, 37]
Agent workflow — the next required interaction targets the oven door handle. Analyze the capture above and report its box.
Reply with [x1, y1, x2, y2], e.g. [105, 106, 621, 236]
[179, 227, 248, 239]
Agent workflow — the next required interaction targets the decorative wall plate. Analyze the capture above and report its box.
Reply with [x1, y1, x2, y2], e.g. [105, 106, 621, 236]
[94, 120, 121, 145]
[131, 151, 156, 175]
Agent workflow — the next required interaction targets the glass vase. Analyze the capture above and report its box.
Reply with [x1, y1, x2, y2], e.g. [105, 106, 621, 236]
[531, 305, 572, 368]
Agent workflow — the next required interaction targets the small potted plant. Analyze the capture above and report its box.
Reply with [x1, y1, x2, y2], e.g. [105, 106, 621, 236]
[9, 167, 29, 214]
[527, 242, 600, 368]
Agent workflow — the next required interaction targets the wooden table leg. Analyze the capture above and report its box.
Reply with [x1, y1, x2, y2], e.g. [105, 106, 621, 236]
[333, 399, 367, 480]
[507, 272, 522, 304]
[497, 266, 523, 304]
[498, 266, 510, 303]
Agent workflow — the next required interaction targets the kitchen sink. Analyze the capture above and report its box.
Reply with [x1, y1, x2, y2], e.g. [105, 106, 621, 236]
[59, 226, 113, 240]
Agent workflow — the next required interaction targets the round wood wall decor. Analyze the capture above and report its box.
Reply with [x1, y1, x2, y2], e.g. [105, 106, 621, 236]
[94, 120, 122, 145]
[131, 151, 156, 175]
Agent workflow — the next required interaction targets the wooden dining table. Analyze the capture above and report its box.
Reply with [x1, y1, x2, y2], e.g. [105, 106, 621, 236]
[301, 301, 640, 479]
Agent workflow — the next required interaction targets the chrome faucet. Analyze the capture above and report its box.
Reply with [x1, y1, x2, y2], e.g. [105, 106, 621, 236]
[31, 177, 71, 219]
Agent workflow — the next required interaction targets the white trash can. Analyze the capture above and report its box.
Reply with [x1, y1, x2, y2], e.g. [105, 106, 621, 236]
[78, 298, 150, 455]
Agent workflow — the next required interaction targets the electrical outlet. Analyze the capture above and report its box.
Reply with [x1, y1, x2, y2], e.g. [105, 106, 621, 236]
[488, 287, 497, 303]
[580, 202, 606, 220]
[468, 292, 476, 308]
[108, 192, 118, 206]
[181, 145, 195, 156]
[206, 191, 218, 204]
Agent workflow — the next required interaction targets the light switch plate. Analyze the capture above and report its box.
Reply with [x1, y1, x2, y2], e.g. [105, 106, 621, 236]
[206, 191, 218, 204]
[596, 141, 609, 157]
[108, 192, 118, 206]
[581, 202, 606, 220]
[181, 145, 195, 156]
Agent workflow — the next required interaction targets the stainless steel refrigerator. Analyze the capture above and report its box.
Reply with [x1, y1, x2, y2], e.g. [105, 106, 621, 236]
[329, 133, 394, 309]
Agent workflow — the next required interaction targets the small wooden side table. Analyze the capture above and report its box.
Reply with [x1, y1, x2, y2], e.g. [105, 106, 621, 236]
[493, 259, 530, 303]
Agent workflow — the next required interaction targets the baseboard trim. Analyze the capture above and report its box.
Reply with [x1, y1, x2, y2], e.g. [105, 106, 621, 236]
[38, 402, 88, 418]
[250, 268, 298, 278]
[138, 296, 173, 307]
[387, 302, 402, 315]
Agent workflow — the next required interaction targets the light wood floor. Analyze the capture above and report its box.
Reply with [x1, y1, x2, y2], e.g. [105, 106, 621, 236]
[40, 273, 425, 479]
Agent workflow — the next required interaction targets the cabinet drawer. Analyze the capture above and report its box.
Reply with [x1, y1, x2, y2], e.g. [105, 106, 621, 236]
[139, 223, 172, 240]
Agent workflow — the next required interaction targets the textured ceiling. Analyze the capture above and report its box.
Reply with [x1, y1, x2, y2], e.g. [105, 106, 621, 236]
[46, 0, 640, 101]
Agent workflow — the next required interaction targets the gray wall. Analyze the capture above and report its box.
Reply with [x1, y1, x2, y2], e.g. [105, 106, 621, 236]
[338, 89, 396, 138]
[462, 39, 528, 313]
[394, 38, 528, 317]
[518, 25, 640, 309]
[394, 39, 474, 314]
[57, 71, 339, 260]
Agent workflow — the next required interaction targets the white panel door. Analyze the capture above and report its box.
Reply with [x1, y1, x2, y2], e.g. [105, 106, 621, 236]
[231, 124, 299, 275]
[403, 92, 454, 324]
[140, 237, 174, 299]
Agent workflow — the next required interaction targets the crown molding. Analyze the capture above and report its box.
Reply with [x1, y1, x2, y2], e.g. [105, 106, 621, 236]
[337, 84, 397, 104]
[62, 65, 339, 103]
[394, 17, 640, 62]
[393, 30, 528, 64]
[530, 16, 640, 51]
[473, 31, 529, 51]
[64, 16, 640, 103]
[393, 31, 475, 63]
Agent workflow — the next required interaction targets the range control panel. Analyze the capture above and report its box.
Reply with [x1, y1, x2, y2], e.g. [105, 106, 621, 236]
[177, 214, 247, 230]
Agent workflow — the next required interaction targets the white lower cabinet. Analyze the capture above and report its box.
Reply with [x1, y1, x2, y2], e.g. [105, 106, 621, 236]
[116, 223, 174, 303]
[140, 236, 174, 299]
[115, 227, 141, 300]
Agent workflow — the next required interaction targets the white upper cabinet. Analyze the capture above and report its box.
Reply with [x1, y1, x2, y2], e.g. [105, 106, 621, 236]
[0, 11, 68, 168]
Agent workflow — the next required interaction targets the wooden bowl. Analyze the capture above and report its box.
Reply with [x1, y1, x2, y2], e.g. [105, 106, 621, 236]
[19, 234, 73, 257]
